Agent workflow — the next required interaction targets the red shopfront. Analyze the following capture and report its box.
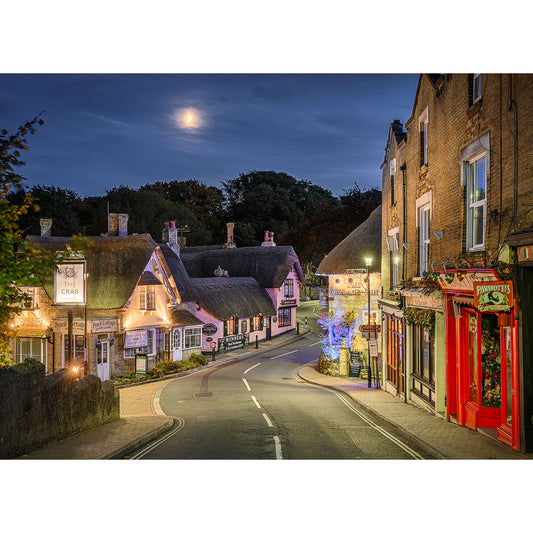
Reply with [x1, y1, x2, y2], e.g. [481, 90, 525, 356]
[437, 269, 520, 450]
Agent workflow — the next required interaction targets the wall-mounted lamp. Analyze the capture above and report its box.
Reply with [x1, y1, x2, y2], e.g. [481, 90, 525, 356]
[456, 270, 467, 281]
[433, 231, 444, 239]
[364, 257, 373, 267]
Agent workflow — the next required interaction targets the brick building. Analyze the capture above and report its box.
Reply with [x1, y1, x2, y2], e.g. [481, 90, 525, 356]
[380, 74, 533, 451]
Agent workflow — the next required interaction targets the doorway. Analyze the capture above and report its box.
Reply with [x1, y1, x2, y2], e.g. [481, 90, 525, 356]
[171, 328, 183, 361]
[96, 340, 109, 381]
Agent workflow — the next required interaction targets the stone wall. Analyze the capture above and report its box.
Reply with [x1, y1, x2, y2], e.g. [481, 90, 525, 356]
[0, 361, 119, 459]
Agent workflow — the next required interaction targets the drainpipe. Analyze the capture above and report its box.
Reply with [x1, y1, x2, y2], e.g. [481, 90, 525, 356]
[400, 162, 408, 403]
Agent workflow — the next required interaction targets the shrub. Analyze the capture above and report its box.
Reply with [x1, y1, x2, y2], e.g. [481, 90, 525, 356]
[154, 361, 184, 374]
[189, 353, 206, 366]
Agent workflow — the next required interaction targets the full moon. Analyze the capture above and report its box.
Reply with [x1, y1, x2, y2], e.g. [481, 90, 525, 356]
[177, 108, 201, 129]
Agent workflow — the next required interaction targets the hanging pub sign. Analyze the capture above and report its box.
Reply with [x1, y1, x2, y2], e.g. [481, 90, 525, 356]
[54, 261, 86, 305]
[473, 281, 513, 312]
[202, 323, 218, 335]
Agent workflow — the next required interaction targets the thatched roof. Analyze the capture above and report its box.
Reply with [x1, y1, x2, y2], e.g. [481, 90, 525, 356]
[169, 308, 204, 326]
[191, 277, 276, 321]
[317, 205, 382, 275]
[156, 244, 200, 303]
[28, 234, 157, 309]
[182, 246, 304, 288]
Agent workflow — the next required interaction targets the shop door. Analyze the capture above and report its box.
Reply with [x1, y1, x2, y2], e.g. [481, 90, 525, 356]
[172, 328, 183, 361]
[97, 341, 109, 381]
[265, 317, 272, 340]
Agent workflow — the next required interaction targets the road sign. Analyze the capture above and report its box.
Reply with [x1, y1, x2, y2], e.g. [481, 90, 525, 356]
[360, 324, 381, 333]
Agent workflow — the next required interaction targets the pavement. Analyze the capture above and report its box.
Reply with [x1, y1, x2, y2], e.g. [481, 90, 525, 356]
[16, 325, 533, 460]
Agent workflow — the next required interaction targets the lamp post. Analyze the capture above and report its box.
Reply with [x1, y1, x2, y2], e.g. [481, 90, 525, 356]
[365, 257, 372, 388]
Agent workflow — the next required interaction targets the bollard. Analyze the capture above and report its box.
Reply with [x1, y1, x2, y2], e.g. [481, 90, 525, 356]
[297, 322, 300, 335]
[211, 347, 215, 361]
[255, 335, 259, 349]
[305, 316, 308, 328]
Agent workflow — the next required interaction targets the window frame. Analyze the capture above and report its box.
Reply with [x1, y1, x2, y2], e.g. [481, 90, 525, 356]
[418, 204, 431, 276]
[139, 285, 156, 310]
[419, 107, 429, 167]
[19, 286, 38, 310]
[464, 152, 487, 252]
[11, 337, 48, 369]
[390, 158, 396, 205]
[277, 307, 292, 327]
[283, 278, 294, 298]
[183, 327, 202, 350]
[473, 74, 482, 104]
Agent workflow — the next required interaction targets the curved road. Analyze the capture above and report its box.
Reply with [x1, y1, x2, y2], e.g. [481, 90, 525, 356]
[128, 334, 431, 459]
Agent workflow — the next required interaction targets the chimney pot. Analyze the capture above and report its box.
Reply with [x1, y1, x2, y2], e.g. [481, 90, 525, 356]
[40, 218, 52, 237]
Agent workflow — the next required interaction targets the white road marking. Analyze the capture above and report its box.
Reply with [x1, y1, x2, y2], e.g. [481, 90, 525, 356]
[308, 341, 321, 347]
[153, 380, 173, 415]
[130, 417, 185, 459]
[251, 395, 261, 409]
[331, 390, 425, 460]
[244, 362, 261, 374]
[262, 413, 274, 427]
[242, 378, 251, 391]
[273, 436, 283, 460]
[270, 350, 297, 359]
[239, 351, 253, 356]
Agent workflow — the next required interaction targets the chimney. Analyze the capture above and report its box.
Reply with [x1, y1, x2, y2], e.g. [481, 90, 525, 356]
[226, 222, 236, 248]
[40, 218, 52, 237]
[108, 213, 129, 236]
[261, 230, 276, 247]
[162, 220, 180, 256]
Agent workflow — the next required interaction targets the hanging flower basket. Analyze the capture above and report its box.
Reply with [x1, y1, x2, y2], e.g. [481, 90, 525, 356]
[404, 307, 435, 339]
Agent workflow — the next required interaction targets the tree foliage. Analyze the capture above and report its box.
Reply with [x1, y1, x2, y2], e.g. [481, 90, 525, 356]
[0, 117, 89, 363]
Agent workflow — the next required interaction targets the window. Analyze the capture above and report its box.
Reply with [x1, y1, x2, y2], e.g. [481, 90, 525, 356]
[250, 315, 263, 332]
[19, 287, 38, 309]
[224, 315, 238, 336]
[11, 337, 47, 368]
[412, 324, 435, 386]
[465, 153, 486, 250]
[387, 228, 399, 290]
[473, 74, 482, 103]
[419, 204, 430, 275]
[386, 315, 404, 392]
[184, 327, 201, 349]
[419, 107, 428, 167]
[283, 279, 294, 297]
[139, 285, 156, 310]
[278, 308, 291, 327]
[390, 158, 396, 205]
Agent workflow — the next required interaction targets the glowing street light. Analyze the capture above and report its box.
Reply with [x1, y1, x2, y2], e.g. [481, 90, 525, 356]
[365, 257, 372, 388]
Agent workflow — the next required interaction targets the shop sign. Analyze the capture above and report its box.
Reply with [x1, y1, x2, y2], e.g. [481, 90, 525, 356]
[518, 246, 533, 263]
[281, 298, 297, 306]
[219, 334, 245, 351]
[135, 355, 147, 374]
[473, 281, 513, 312]
[360, 324, 381, 333]
[368, 339, 378, 358]
[202, 323, 218, 335]
[91, 318, 117, 334]
[53, 319, 85, 334]
[54, 262, 86, 305]
[124, 329, 148, 348]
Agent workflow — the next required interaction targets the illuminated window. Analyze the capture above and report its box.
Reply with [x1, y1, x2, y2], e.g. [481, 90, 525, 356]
[19, 287, 38, 309]
[473, 74, 482, 103]
[139, 285, 156, 310]
[224, 315, 238, 336]
[11, 337, 47, 369]
[184, 327, 201, 349]
[419, 204, 430, 275]
[250, 315, 263, 332]
[390, 158, 396, 205]
[278, 308, 291, 327]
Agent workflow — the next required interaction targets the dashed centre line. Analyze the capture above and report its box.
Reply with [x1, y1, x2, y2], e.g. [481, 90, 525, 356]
[273, 436, 283, 460]
[270, 350, 297, 359]
[262, 413, 274, 427]
[251, 395, 261, 409]
[242, 378, 251, 391]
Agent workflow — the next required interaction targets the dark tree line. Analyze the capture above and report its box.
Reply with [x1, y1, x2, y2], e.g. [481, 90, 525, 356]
[10, 171, 381, 264]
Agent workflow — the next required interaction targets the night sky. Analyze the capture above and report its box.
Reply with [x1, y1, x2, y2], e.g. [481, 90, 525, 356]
[1, 73, 418, 197]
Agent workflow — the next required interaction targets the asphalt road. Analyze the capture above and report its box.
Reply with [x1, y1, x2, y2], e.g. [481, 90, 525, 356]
[128, 333, 432, 459]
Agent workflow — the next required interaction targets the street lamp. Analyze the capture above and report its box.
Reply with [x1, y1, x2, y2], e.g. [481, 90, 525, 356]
[365, 257, 372, 388]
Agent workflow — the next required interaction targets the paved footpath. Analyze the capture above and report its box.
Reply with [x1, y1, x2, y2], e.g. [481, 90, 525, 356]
[298, 362, 532, 460]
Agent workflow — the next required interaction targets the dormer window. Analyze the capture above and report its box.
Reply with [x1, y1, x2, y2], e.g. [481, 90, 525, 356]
[19, 287, 38, 309]
[283, 279, 294, 297]
[139, 285, 155, 310]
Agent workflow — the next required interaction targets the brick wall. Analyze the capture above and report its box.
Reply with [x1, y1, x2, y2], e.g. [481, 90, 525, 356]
[0, 362, 119, 459]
